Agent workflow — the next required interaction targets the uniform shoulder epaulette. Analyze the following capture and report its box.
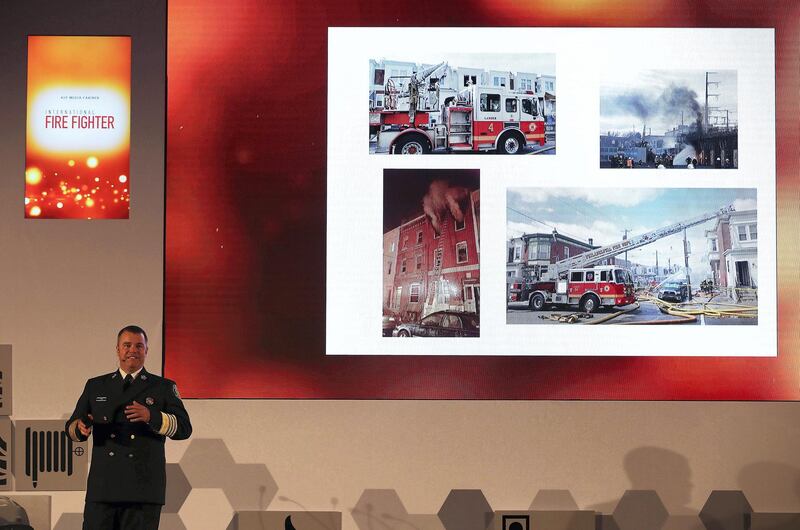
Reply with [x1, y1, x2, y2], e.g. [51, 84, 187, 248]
[87, 373, 114, 383]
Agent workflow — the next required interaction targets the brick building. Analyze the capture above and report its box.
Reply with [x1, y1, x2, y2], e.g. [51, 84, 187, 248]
[383, 227, 400, 310]
[384, 189, 480, 322]
[507, 232, 615, 284]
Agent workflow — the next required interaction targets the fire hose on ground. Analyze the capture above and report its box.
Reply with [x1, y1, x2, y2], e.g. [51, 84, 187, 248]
[538, 292, 756, 325]
[540, 303, 642, 324]
[638, 294, 758, 320]
[539, 312, 595, 324]
[585, 302, 641, 325]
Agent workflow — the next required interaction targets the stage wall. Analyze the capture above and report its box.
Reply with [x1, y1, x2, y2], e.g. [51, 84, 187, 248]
[0, 0, 799, 529]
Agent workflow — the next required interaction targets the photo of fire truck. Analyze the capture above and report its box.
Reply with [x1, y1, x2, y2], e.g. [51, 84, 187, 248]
[509, 206, 734, 313]
[369, 62, 548, 154]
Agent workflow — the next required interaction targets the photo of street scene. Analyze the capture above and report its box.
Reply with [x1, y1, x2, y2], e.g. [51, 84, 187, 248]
[600, 70, 737, 169]
[384, 169, 480, 337]
[370, 54, 555, 155]
[507, 188, 757, 325]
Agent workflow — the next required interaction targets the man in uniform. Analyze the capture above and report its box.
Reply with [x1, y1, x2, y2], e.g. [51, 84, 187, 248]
[66, 325, 192, 530]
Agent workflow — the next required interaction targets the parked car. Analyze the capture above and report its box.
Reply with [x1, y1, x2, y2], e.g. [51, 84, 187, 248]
[392, 310, 479, 338]
[382, 311, 400, 337]
[658, 281, 689, 303]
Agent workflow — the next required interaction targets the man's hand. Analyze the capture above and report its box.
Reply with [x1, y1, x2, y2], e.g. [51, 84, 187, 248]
[78, 414, 93, 437]
[125, 401, 151, 423]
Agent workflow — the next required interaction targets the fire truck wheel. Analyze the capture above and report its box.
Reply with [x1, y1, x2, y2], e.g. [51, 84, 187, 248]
[497, 131, 524, 154]
[580, 294, 600, 314]
[394, 135, 430, 155]
[529, 293, 545, 311]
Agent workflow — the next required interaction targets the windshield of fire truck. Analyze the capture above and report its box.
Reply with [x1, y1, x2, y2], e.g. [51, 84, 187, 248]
[614, 269, 633, 284]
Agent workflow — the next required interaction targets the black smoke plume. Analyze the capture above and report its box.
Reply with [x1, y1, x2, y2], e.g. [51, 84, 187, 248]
[603, 83, 703, 130]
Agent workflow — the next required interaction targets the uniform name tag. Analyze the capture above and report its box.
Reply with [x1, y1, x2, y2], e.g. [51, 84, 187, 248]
[95, 396, 108, 402]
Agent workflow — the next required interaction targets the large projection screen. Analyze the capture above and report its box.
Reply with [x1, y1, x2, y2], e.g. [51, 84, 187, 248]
[164, 1, 799, 400]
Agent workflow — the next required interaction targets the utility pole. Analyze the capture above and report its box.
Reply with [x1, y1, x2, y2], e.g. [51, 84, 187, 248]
[683, 228, 692, 301]
[705, 71, 720, 133]
[655, 250, 659, 284]
[623, 229, 631, 268]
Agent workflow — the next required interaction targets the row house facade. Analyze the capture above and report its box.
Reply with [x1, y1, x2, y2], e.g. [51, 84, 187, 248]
[534, 74, 556, 119]
[506, 232, 614, 284]
[615, 258, 683, 287]
[369, 59, 556, 114]
[369, 59, 416, 109]
[384, 190, 480, 322]
[705, 209, 758, 296]
[383, 227, 400, 310]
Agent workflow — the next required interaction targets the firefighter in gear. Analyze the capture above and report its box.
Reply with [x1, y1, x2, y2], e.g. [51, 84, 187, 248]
[408, 72, 420, 125]
[66, 325, 192, 530]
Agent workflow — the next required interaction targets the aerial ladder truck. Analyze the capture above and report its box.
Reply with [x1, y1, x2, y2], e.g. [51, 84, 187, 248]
[370, 62, 547, 154]
[513, 205, 734, 313]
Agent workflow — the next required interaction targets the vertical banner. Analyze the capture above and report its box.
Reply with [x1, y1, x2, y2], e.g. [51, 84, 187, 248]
[25, 36, 131, 219]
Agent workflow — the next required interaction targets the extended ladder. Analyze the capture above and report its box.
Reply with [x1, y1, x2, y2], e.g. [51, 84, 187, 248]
[424, 216, 448, 315]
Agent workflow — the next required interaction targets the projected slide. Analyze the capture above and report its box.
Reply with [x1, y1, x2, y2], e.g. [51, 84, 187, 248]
[166, 22, 789, 399]
[506, 188, 758, 326]
[25, 36, 131, 219]
[326, 27, 776, 358]
[383, 170, 481, 338]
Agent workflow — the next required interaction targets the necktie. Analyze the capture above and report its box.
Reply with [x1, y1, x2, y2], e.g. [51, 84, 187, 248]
[123, 374, 133, 392]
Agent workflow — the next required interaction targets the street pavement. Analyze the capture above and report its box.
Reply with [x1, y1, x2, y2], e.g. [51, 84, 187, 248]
[507, 296, 757, 326]
[599, 162, 736, 169]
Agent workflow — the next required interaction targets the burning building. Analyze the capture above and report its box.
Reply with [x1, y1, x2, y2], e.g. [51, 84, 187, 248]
[383, 172, 480, 322]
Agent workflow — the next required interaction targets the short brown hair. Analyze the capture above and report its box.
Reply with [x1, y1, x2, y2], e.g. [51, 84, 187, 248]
[117, 325, 148, 344]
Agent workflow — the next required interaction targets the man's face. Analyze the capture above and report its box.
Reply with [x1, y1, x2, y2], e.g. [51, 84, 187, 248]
[117, 331, 148, 373]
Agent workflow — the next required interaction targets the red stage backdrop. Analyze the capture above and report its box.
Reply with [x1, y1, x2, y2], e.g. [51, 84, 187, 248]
[164, 0, 800, 399]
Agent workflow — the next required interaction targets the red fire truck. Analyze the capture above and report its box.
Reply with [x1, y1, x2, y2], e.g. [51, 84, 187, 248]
[515, 265, 636, 313]
[509, 206, 734, 313]
[370, 63, 547, 154]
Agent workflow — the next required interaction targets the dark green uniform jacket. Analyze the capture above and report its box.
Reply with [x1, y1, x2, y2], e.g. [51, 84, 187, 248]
[65, 368, 192, 504]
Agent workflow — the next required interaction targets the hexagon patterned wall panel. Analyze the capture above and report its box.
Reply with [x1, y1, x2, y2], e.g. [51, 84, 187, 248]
[179, 438, 278, 511]
[180, 488, 234, 530]
[699, 491, 752, 530]
[530, 490, 580, 511]
[353, 489, 444, 530]
[53, 512, 83, 530]
[164, 463, 191, 514]
[613, 490, 668, 530]
[438, 490, 493, 530]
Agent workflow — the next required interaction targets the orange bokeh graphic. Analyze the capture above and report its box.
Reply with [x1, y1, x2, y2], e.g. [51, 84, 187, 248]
[25, 36, 131, 219]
